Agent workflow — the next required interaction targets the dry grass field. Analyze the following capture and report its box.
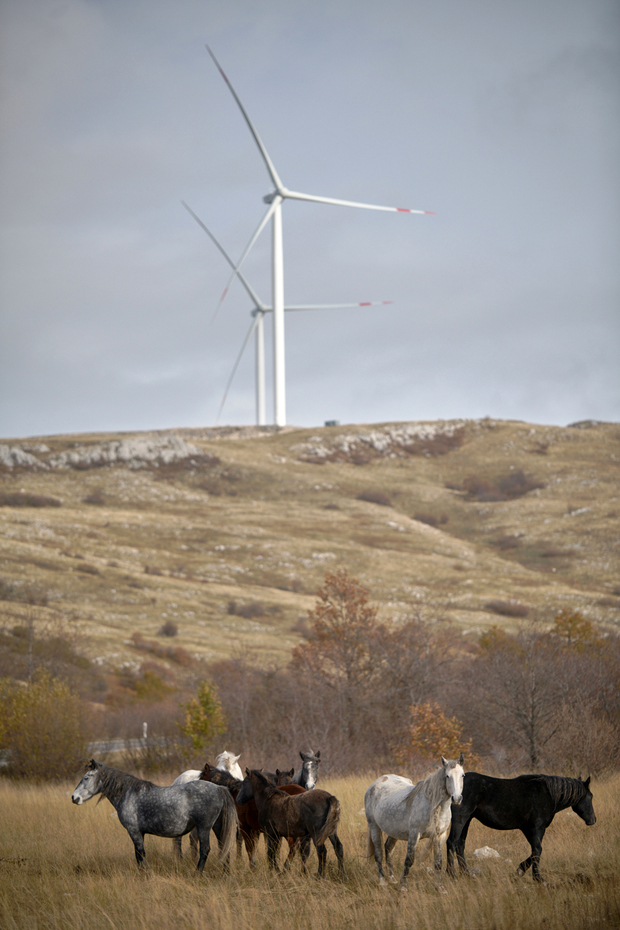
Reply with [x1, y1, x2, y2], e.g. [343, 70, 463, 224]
[0, 770, 618, 930]
[1, 418, 618, 676]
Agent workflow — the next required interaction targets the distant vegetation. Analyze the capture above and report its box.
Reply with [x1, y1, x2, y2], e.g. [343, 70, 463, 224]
[1, 572, 618, 781]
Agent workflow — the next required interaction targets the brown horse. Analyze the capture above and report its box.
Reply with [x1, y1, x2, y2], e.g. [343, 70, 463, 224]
[238, 769, 345, 878]
[201, 763, 306, 869]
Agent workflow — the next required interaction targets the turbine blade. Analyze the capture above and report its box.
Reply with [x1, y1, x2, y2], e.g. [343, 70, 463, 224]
[281, 301, 394, 312]
[285, 189, 433, 214]
[206, 45, 285, 193]
[217, 313, 263, 424]
[181, 201, 267, 310]
[211, 198, 279, 323]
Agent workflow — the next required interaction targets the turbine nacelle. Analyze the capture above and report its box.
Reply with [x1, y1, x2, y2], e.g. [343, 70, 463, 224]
[263, 190, 286, 204]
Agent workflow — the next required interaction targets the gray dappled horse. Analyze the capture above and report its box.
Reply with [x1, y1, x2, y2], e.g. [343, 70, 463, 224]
[72, 759, 237, 873]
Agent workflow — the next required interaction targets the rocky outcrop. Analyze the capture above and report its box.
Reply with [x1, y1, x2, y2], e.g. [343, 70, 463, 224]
[0, 433, 207, 470]
[291, 420, 468, 464]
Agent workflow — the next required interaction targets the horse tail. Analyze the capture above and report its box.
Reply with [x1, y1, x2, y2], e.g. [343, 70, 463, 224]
[315, 795, 341, 847]
[366, 826, 377, 859]
[216, 789, 239, 862]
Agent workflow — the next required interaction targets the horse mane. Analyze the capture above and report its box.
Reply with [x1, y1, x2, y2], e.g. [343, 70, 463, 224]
[95, 763, 156, 805]
[539, 775, 587, 811]
[407, 765, 449, 813]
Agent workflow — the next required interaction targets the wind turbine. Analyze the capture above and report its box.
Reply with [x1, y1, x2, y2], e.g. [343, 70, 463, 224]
[206, 46, 433, 427]
[182, 200, 393, 425]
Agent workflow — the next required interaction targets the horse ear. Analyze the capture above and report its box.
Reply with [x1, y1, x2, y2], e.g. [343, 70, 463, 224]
[300, 751, 305, 761]
[288, 768, 294, 777]
[441, 756, 448, 767]
[584, 775, 591, 788]
[234, 754, 240, 763]
[88, 759, 97, 769]
[458, 752, 464, 766]
[245, 767, 250, 776]
[316, 750, 320, 760]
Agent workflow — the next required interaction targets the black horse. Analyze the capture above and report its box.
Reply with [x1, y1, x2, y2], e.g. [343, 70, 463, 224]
[447, 772, 596, 882]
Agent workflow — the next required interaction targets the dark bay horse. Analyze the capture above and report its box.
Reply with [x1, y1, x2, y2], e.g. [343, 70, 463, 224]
[72, 759, 237, 873]
[201, 763, 306, 869]
[446, 772, 596, 882]
[238, 768, 345, 878]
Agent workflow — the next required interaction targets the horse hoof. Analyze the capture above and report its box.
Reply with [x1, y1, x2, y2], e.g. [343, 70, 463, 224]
[399, 884, 408, 894]
[517, 868, 525, 877]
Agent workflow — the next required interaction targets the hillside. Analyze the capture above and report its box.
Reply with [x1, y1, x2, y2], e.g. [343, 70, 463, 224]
[1, 418, 618, 673]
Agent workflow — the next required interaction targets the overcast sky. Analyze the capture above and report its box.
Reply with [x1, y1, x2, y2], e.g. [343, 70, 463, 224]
[1, 0, 618, 439]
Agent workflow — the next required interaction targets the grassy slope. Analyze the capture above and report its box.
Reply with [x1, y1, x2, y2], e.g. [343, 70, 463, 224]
[0, 418, 618, 672]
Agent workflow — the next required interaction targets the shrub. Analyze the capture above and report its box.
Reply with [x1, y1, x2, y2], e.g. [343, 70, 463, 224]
[179, 681, 226, 756]
[0, 492, 61, 507]
[130, 632, 192, 666]
[461, 470, 544, 502]
[392, 701, 477, 767]
[75, 563, 100, 575]
[157, 620, 178, 637]
[357, 489, 392, 507]
[0, 579, 48, 606]
[484, 599, 529, 618]
[83, 488, 105, 505]
[413, 512, 449, 527]
[227, 600, 265, 619]
[0, 670, 88, 780]
[494, 534, 521, 550]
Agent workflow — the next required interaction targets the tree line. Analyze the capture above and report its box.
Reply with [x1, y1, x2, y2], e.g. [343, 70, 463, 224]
[1, 570, 619, 780]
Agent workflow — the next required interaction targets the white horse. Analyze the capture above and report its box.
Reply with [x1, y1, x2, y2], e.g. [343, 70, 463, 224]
[171, 751, 243, 859]
[172, 750, 243, 787]
[365, 754, 465, 891]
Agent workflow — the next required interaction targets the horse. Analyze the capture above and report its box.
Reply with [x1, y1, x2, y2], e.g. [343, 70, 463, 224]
[446, 772, 596, 883]
[172, 749, 243, 787]
[365, 754, 465, 891]
[288, 749, 320, 789]
[72, 759, 238, 873]
[238, 768, 345, 878]
[229, 766, 310, 868]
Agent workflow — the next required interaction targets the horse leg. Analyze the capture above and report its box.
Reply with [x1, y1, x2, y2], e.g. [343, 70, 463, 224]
[399, 830, 420, 892]
[172, 836, 183, 860]
[518, 826, 545, 883]
[283, 837, 298, 870]
[299, 835, 312, 874]
[328, 831, 345, 878]
[368, 823, 387, 886]
[314, 841, 327, 878]
[195, 825, 211, 874]
[266, 830, 281, 872]
[447, 815, 473, 877]
[128, 830, 147, 869]
[189, 828, 199, 861]
[433, 828, 449, 872]
[384, 835, 398, 883]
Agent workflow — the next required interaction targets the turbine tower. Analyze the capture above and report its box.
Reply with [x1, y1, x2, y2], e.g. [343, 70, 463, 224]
[182, 200, 393, 425]
[206, 46, 432, 427]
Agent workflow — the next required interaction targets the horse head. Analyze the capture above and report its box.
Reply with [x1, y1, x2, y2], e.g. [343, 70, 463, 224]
[300, 749, 320, 789]
[275, 768, 295, 785]
[573, 776, 596, 826]
[215, 750, 243, 780]
[72, 759, 102, 805]
[441, 752, 465, 806]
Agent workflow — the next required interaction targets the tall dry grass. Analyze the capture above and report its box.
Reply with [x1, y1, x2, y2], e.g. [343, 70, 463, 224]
[1, 772, 618, 930]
